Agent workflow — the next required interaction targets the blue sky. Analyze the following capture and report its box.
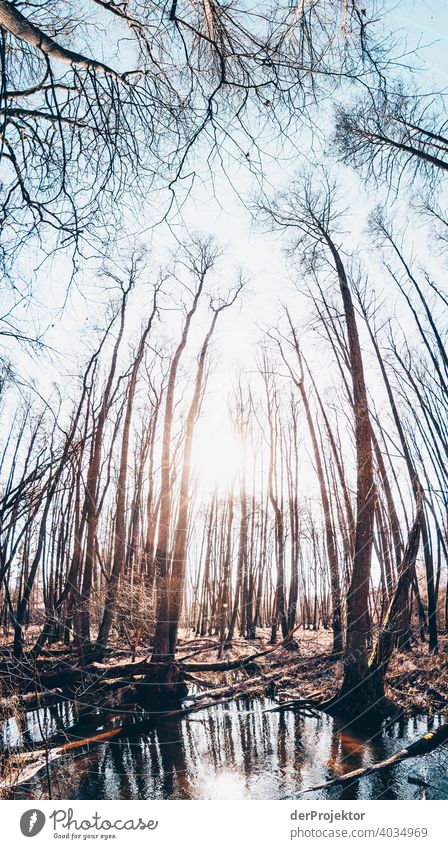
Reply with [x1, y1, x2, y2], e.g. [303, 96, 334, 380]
[4, 0, 448, 499]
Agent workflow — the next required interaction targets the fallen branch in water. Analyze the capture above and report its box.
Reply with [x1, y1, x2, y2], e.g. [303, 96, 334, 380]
[264, 691, 323, 713]
[182, 671, 218, 689]
[1, 687, 252, 789]
[0, 628, 301, 723]
[1, 726, 124, 789]
[299, 723, 448, 793]
[0, 687, 65, 716]
[2, 658, 295, 788]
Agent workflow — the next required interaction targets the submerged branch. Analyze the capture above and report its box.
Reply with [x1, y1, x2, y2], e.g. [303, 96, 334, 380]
[299, 723, 448, 794]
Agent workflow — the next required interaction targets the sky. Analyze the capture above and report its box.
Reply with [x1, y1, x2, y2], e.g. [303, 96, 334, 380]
[3, 0, 448, 499]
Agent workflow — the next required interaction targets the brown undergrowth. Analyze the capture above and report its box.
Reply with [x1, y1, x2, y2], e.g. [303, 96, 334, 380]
[176, 627, 448, 716]
[1, 626, 447, 717]
[0, 627, 447, 794]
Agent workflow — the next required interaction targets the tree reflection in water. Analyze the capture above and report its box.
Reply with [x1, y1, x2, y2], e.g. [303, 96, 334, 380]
[4, 698, 448, 800]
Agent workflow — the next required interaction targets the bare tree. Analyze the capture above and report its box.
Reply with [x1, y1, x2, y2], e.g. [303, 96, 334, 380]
[334, 90, 448, 192]
[0, 0, 386, 309]
[95, 280, 160, 658]
[259, 178, 379, 715]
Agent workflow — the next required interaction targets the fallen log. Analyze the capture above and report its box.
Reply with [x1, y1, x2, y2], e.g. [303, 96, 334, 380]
[182, 672, 220, 689]
[4, 626, 300, 697]
[264, 691, 323, 713]
[183, 624, 301, 672]
[188, 678, 267, 704]
[15, 658, 164, 692]
[1, 631, 319, 719]
[1, 726, 124, 789]
[177, 640, 225, 661]
[299, 722, 448, 794]
[0, 687, 65, 716]
[3, 663, 295, 789]
[183, 658, 260, 672]
[0, 674, 142, 718]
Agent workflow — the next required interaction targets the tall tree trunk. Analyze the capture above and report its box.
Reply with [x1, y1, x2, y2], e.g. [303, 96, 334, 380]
[358, 293, 438, 652]
[281, 325, 342, 654]
[369, 496, 422, 697]
[323, 233, 376, 713]
[96, 292, 158, 657]
[168, 310, 221, 656]
[78, 284, 130, 655]
[151, 251, 210, 663]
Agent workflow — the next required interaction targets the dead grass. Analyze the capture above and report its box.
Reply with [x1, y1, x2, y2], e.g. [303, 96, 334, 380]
[175, 627, 448, 716]
[1, 626, 446, 717]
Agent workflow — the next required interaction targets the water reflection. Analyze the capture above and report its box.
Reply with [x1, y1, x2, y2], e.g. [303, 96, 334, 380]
[4, 697, 448, 801]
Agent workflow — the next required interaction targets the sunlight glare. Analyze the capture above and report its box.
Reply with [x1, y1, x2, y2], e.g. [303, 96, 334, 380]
[197, 769, 248, 800]
[193, 414, 245, 495]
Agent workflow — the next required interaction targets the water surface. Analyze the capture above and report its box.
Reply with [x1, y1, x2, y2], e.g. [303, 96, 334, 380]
[3, 697, 447, 800]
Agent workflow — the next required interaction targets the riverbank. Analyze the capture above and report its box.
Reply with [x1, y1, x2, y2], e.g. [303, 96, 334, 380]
[173, 628, 448, 717]
[1, 627, 447, 722]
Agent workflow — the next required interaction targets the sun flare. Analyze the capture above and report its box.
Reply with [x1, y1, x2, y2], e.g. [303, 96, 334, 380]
[193, 415, 245, 494]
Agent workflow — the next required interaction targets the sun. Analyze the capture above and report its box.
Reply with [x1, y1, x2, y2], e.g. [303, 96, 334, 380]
[193, 413, 245, 495]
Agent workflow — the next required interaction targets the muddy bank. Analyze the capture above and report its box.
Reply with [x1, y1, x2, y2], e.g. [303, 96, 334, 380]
[1, 628, 447, 721]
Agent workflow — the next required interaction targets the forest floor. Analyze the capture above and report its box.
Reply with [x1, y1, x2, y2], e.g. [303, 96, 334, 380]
[0, 626, 447, 792]
[0, 626, 447, 717]
[175, 628, 448, 717]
